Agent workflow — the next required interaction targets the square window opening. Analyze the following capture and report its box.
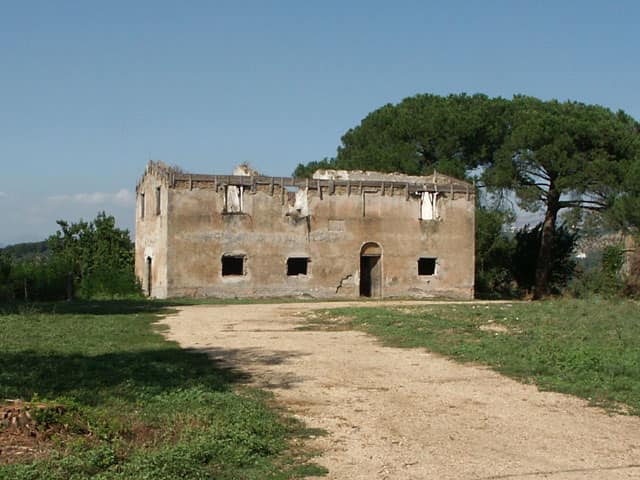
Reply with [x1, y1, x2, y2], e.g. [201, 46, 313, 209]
[420, 192, 439, 220]
[418, 257, 436, 276]
[224, 185, 244, 213]
[287, 257, 309, 276]
[222, 255, 245, 276]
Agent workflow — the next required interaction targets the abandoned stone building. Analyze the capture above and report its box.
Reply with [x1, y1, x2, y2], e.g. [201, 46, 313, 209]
[135, 161, 475, 299]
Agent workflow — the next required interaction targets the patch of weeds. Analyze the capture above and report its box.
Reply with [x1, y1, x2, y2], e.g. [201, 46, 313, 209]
[28, 397, 90, 437]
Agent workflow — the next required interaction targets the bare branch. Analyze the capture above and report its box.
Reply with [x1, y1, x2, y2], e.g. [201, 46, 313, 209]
[558, 199, 608, 210]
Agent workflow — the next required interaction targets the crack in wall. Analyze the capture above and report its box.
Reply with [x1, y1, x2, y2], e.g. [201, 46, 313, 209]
[336, 274, 353, 294]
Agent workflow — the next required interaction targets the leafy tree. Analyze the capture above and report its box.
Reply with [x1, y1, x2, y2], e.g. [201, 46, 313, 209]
[0, 252, 10, 282]
[48, 212, 139, 298]
[608, 151, 640, 230]
[293, 158, 334, 178]
[8, 256, 68, 301]
[0, 247, 63, 301]
[294, 93, 640, 299]
[475, 207, 516, 297]
[293, 93, 517, 297]
[48, 218, 91, 296]
[0, 213, 138, 301]
[511, 223, 577, 295]
[294, 93, 509, 179]
[0, 252, 12, 300]
[484, 97, 640, 298]
[294, 93, 520, 297]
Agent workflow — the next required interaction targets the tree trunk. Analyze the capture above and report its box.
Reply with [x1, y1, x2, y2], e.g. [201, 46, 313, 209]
[533, 185, 560, 299]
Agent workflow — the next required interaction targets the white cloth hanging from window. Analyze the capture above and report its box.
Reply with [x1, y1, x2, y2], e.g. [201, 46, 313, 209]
[420, 192, 438, 220]
[226, 185, 243, 213]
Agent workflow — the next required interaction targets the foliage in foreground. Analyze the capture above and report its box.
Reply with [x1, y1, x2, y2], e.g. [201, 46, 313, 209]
[0, 301, 323, 479]
[310, 300, 640, 415]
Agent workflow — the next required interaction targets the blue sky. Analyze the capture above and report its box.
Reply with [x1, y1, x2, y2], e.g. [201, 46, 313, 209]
[1, 1, 638, 244]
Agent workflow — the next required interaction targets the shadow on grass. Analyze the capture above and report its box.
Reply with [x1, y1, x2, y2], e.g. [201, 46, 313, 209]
[0, 298, 319, 404]
[0, 298, 314, 404]
[0, 294, 465, 317]
[0, 297, 323, 316]
[0, 298, 184, 316]
[0, 298, 256, 406]
[0, 348, 248, 406]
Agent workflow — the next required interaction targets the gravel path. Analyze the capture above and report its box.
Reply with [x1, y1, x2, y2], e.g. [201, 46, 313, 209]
[161, 302, 640, 480]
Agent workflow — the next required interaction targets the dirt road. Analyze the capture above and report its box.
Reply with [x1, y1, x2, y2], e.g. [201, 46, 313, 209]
[161, 302, 640, 479]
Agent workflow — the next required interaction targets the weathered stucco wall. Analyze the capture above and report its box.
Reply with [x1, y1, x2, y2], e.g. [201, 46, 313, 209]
[135, 164, 475, 299]
[135, 170, 169, 298]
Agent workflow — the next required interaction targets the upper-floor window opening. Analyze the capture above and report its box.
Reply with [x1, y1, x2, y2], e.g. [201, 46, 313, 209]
[224, 185, 244, 213]
[155, 187, 161, 215]
[140, 193, 145, 219]
[420, 192, 439, 220]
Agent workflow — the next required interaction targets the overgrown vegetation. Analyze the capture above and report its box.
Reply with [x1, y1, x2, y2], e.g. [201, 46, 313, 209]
[308, 300, 640, 415]
[568, 244, 626, 298]
[475, 215, 580, 298]
[474, 207, 517, 297]
[0, 300, 324, 479]
[0, 212, 140, 302]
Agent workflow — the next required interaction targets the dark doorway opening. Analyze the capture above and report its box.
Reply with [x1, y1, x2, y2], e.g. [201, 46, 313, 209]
[222, 255, 245, 276]
[146, 256, 152, 297]
[360, 243, 382, 297]
[287, 257, 309, 276]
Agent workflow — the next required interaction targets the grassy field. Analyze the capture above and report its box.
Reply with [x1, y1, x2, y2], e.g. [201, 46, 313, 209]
[0, 301, 325, 480]
[306, 299, 640, 415]
[4, 297, 637, 478]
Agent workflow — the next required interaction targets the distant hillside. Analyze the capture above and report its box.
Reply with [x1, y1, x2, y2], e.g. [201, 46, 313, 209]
[0, 241, 50, 261]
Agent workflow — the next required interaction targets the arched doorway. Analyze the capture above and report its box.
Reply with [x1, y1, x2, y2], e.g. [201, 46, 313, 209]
[146, 256, 152, 297]
[360, 242, 382, 297]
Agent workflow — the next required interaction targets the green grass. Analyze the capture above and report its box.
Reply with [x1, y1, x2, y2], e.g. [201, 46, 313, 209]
[308, 299, 640, 415]
[0, 300, 326, 479]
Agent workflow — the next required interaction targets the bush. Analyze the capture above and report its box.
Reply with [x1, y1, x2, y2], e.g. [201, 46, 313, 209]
[567, 244, 625, 298]
[625, 242, 640, 296]
[80, 265, 141, 299]
[0, 212, 142, 302]
[0, 253, 13, 300]
[8, 257, 69, 301]
[475, 207, 517, 298]
[511, 223, 577, 295]
[48, 212, 142, 300]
